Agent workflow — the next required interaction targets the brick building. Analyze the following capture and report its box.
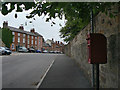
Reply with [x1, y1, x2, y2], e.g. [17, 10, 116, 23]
[43, 38, 64, 53]
[3, 21, 43, 51]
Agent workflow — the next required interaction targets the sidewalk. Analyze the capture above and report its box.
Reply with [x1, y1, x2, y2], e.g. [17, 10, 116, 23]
[39, 54, 91, 88]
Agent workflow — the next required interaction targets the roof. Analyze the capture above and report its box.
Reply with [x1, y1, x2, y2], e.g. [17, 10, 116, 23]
[46, 39, 54, 43]
[43, 42, 51, 47]
[8, 26, 41, 36]
[34, 32, 43, 37]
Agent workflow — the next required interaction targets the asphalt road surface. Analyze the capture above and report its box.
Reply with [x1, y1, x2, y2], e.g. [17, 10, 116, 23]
[2, 53, 58, 88]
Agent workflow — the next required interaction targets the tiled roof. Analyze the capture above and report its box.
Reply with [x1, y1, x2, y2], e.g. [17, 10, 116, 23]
[34, 32, 42, 37]
[8, 26, 42, 36]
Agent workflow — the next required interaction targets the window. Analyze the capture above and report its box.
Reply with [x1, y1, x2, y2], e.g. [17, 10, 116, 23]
[27, 45, 29, 48]
[12, 32, 15, 35]
[28, 40, 29, 44]
[31, 40, 33, 44]
[23, 38, 25, 43]
[12, 36, 15, 42]
[18, 37, 20, 42]
[31, 36, 33, 39]
[18, 33, 20, 36]
[23, 34, 25, 37]
[27, 35, 29, 38]
[35, 40, 37, 45]
[35, 37, 37, 40]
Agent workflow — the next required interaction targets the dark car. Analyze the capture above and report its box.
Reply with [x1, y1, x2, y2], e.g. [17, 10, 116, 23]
[28, 48, 35, 53]
[36, 50, 41, 53]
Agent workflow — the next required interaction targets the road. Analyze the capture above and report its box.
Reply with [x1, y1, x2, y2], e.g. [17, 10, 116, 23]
[2, 53, 58, 88]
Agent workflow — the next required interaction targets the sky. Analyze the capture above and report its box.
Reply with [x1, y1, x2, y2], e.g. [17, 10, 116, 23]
[0, 6, 66, 44]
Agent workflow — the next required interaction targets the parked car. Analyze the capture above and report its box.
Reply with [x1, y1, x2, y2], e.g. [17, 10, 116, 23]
[18, 47, 28, 52]
[5, 47, 12, 54]
[0, 47, 12, 55]
[43, 50, 48, 53]
[0, 47, 5, 55]
[28, 48, 35, 53]
[36, 50, 41, 53]
[49, 51, 54, 53]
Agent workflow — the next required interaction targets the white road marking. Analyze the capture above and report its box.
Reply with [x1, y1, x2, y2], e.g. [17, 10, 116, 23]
[36, 59, 55, 89]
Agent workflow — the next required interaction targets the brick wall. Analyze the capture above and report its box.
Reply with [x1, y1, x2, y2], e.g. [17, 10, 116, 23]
[64, 4, 120, 88]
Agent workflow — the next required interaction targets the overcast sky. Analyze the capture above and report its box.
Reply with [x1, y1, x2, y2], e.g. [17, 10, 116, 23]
[0, 7, 66, 44]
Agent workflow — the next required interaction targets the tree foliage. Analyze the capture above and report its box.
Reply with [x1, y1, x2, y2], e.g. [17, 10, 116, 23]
[1, 2, 119, 42]
[1, 28, 13, 48]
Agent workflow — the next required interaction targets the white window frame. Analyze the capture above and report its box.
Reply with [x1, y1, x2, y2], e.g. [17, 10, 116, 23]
[18, 37, 20, 42]
[27, 45, 29, 48]
[31, 40, 33, 44]
[27, 35, 29, 38]
[12, 36, 15, 42]
[12, 32, 15, 35]
[23, 34, 25, 37]
[35, 40, 37, 45]
[23, 38, 25, 43]
[18, 33, 20, 36]
[28, 39, 29, 44]
[32, 36, 33, 39]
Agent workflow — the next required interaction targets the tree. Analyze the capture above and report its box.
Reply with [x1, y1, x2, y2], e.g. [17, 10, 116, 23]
[2, 28, 13, 48]
[60, 18, 87, 42]
[1, 2, 119, 42]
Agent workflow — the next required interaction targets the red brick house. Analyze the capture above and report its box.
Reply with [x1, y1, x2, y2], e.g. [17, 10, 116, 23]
[44, 38, 64, 53]
[3, 21, 43, 51]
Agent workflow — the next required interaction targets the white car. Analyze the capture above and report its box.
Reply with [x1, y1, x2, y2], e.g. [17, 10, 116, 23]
[18, 47, 28, 52]
[0, 47, 12, 55]
[0, 47, 5, 55]
[43, 50, 48, 53]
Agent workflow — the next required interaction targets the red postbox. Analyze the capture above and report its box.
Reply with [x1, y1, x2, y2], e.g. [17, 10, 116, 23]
[86, 33, 107, 64]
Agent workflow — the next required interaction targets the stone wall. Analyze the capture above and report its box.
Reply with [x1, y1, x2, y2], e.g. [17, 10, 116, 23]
[64, 4, 120, 88]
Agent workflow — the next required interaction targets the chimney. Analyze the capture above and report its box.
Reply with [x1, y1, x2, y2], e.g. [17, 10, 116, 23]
[30, 28, 35, 33]
[19, 26, 24, 30]
[56, 41, 57, 44]
[3, 21, 8, 28]
[52, 38, 54, 41]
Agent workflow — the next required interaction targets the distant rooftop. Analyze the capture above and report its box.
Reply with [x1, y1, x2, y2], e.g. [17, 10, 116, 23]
[8, 26, 43, 37]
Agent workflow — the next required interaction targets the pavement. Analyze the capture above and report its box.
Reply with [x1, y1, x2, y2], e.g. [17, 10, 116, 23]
[39, 54, 91, 88]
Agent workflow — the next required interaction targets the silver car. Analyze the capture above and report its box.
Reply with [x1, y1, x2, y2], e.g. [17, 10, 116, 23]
[0, 47, 11, 55]
[0, 47, 5, 55]
[18, 47, 28, 52]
